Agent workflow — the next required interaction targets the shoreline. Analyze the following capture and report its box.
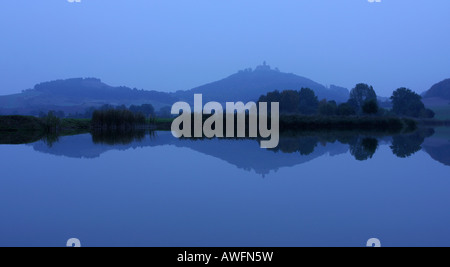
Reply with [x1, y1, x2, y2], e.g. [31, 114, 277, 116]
[2, 114, 449, 132]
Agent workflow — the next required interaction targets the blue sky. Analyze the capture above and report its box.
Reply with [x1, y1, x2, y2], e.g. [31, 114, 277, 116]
[1, 0, 449, 96]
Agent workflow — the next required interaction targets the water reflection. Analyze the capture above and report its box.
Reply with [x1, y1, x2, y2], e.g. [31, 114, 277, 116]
[391, 128, 435, 158]
[91, 129, 151, 145]
[41, 133, 60, 148]
[18, 127, 449, 174]
[269, 129, 437, 161]
[273, 136, 319, 155]
[3, 128, 450, 247]
[422, 128, 450, 166]
[268, 132, 383, 161]
[350, 137, 379, 161]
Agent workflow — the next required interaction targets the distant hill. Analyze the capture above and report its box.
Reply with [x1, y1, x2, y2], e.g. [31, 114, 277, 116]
[173, 63, 349, 104]
[0, 65, 350, 116]
[423, 79, 450, 100]
[421, 78, 450, 120]
[0, 78, 178, 115]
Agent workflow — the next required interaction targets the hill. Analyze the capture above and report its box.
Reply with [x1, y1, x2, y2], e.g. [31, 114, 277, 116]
[0, 78, 178, 116]
[423, 79, 450, 100]
[173, 63, 349, 104]
[0, 65, 350, 116]
[422, 79, 450, 120]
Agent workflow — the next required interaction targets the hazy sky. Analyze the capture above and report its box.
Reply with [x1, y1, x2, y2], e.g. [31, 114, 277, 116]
[1, 0, 449, 96]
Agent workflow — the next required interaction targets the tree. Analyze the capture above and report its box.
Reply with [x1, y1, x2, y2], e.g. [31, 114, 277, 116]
[362, 99, 379, 115]
[391, 87, 433, 118]
[349, 83, 377, 113]
[41, 111, 61, 133]
[337, 103, 357, 116]
[259, 90, 281, 103]
[298, 88, 319, 115]
[420, 108, 435, 119]
[319, 100, 337, 116]
[55, 110, 65, 118]
[280, 90, 300, 113]
[129, 104, 155, 117]
[92, 109, 146, 130]
[158, 106, 173, 118]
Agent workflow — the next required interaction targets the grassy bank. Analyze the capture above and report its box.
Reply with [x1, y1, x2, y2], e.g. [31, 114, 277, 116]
[0, 116, 91, 133]
[60, 118, 91, 135]
[0, 115, 165, 132]
[430, 105, 450, 120]
[0, 116, 91, 144]
[0, 115, 44, 131]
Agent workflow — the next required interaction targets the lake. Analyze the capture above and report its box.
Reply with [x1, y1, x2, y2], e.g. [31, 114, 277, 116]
[0, 128, 450, 247]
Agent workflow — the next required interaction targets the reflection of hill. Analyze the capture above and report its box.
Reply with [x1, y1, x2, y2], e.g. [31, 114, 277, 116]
[30, 133, 163, 159]
[29, 128, 450, 173]
[29, 132, 349, 175]
[170, 138, 349, 175]
[422, 128, 450, 166]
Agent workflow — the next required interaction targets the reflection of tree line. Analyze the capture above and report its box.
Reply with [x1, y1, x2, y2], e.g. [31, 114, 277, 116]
[91, 129, 155, 145]
[28, 129, 155, 147]
[21, 128, 155, 147]
[2, 122, 437, 163]
[390, 128, 435, 158]
[268, 129, 435, 161]
[270, 133, 379, 160]
[88, 128, 434, 161]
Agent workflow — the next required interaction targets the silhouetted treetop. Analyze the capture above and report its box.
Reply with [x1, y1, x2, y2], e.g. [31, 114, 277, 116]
[391, 87, 434, 118]
[349, 83, 377, 113]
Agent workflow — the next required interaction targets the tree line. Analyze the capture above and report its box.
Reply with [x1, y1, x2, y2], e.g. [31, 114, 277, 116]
[91, 108, 148, 130]
[258, 84, 435, 118]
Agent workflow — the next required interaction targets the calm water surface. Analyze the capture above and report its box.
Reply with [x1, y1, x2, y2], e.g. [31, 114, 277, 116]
[0, 129, 449, 247]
